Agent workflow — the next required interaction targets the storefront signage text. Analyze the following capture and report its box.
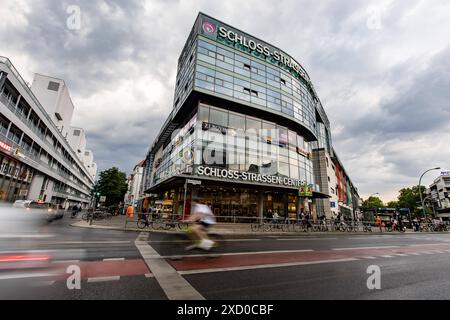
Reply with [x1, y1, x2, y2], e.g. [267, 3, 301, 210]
[197, 165, 304, 187]
[217, 26, 307, 80]
[0, 141, 12, 152]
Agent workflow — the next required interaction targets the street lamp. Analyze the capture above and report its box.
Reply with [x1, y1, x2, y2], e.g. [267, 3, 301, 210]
[419, 167, 440, 218]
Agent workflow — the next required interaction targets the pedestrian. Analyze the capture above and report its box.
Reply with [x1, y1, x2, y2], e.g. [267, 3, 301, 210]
[126, 205, 134, 219]
[375, 215, 382, 232]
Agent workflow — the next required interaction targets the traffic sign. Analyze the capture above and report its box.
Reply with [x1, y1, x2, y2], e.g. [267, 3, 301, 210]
[187, 179, 202, 185]
[99, 196, 106, 203]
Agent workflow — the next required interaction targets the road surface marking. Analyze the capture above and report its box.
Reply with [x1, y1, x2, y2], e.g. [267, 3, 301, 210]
[0, 272, 58, 280]
[135, 232, 204, 300]
[410, 252, 421, 255]
[145, 273, 154, 278]
[381, 255, 394, 258]
[149, 238, 260, 243]
[360, 256, 377, 259]
[177, 258, 359, 275]
[87, 276, 120, 283]
[52, 260, 80, 264]
[46, 241, 131, 245]
[421, 251, 436, 254]
[332, 246, 400, 251]
[394, 253, 408, 257]
[432, 250, 445, 254]
[32, 280, 56, 287]
[276, 238, 337, 241]
[103, 258, 125, 261]
[161, 249, 314, 259]
[222, 239, 261, 242]
[0, 234, 55, 238]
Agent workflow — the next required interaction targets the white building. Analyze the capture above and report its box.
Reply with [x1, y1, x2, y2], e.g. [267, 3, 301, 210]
[428, 173, 450, 217]
[68, 126, 87, 161]
[0, 57, 96, 207]
[124, 160, 144, 207]
[31, 74, 75, 139]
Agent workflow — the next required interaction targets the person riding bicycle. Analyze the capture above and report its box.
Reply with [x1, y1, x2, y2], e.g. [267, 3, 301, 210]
[185, 198, 216, 251]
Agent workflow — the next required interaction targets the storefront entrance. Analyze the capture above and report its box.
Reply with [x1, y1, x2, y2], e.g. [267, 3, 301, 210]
[148, 178, 324, 223]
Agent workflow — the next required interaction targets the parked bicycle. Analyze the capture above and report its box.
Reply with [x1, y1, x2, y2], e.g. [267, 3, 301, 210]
[137, 214, 162, 230]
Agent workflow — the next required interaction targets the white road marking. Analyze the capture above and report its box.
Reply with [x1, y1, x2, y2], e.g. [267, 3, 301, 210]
[145, 273, 154, 278]
[32, 280, 56, 287]
[394, 253, 408, 257]
[103, 258, 125, 261]
[276, 238, 337, 241]
[381, 255, 394, 258]
[360, 256, 377, 259]
[410, 252, 421, 255]
[222, 239, 261, 242]
[87, 276, 120, 283]
[178, 258, 360, 275]
[421, 251, 436, 254]
[0, 272, 58, 280]
[52, 260, 80, 264]
[135, 232, 204, 300]
[45, 241, 131, 245]
[332, 246, 400, 251]
[0, 234, 55, 238]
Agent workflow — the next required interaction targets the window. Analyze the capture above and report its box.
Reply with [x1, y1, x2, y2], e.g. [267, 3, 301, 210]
[209, 108, 228, 127]
[243, 88, 251, 95]
[250, 90, 258, 97]
[48, 81, 60, 91]
[228, 112, 245, 130]
[243, 63, 251, 71]
[328, 176, 331, 182]
[73, 129, 81, 136]
[280, 79, 286, 85]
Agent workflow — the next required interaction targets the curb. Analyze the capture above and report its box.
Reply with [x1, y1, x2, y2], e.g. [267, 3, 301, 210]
[69, 222, 442, 236]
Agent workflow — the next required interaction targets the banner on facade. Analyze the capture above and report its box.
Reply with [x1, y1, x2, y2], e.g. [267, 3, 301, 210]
[298, 183, 313, 197]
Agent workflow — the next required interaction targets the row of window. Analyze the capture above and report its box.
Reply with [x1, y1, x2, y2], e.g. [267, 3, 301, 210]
[197, 39, 314, 102]
[194, 59, 316, 131]
[0, 83, 93, 186]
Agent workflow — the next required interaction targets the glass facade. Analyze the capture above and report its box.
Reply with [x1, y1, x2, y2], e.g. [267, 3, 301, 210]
[141, 13, 361, 222]
[193, 38, 317, 136]
[152, 104, 314, 187]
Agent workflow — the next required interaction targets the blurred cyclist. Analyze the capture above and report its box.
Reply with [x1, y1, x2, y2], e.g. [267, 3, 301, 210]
[185, 198, 216, 251]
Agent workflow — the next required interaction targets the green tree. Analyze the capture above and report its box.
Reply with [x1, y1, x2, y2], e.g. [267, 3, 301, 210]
[94, 167, 128, 207]
[361, 196, 384, 212]
[397, 185, 431, 217]
[386, 201, 399, 208]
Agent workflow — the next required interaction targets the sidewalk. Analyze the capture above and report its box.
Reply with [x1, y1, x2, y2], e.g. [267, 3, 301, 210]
[70, 215, 424, 236]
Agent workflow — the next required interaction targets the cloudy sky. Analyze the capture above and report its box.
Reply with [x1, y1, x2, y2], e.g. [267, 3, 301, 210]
[1, 0, 449, 202]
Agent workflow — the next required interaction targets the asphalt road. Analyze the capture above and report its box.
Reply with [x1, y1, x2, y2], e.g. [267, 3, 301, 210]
[1, 215, 450, 300]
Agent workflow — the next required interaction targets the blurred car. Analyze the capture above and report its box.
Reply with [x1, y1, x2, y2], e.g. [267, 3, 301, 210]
[12, 200, 32, 208]
[24, 201, 64, 222]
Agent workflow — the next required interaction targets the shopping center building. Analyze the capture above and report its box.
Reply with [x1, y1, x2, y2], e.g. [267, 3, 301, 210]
[139, 13, 360, 222]
[0, 57, 97, 207]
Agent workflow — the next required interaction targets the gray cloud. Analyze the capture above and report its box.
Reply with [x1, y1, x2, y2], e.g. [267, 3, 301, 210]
[1, 0, 449, 201]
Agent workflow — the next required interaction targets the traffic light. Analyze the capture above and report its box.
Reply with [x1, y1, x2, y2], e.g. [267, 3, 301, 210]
[96, 192, 101, 197]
